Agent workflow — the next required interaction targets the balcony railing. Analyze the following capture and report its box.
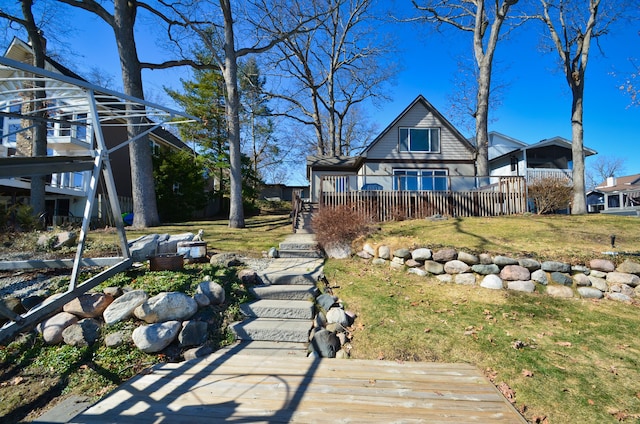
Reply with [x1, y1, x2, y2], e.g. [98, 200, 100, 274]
[525, 168, 572, 184]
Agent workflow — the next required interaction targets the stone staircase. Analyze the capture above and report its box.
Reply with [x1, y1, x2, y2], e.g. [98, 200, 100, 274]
[228, 203, 324, 356]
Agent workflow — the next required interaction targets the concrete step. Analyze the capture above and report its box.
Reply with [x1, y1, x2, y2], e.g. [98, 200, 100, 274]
[219, 341, 309, 357]
[279, 249, 324, 259]
[249, 284, 318, 301]
[229, 318, 312, 343]
[240, 299, 314, 320]
[259, 271, 320, 286]
[279, 241, 319, 251]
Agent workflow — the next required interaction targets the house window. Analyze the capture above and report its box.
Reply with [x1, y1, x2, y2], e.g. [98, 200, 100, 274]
[393, 169, 448, 191]
[399, 128, 440, 152]
[510, 156, 518, 172]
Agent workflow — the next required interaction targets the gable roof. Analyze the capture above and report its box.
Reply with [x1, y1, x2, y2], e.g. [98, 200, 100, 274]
[486, 131, 528, 160]
[595, 173, 640, 192]
[526, 136, 597, 156]
[361, 94, 476, 156]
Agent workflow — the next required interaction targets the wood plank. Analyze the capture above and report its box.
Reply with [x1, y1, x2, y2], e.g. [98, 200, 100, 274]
[71, 353, 526, 424]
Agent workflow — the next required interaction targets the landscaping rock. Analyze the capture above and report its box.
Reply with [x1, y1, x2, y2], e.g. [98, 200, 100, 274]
[37, 312, 78, 344]
[607, 292, 632, 302]
[589, 276, 608, 292]
[436, 274, 452, 283]
[210, 253, 244, 267]
[372, 258, 387, 266]
[378, 245, 391, 260]
[518, 258, 541, 271]
[104, 330, 131, 347]
[500, 265, 530, 281]
[551, 272, 573, 286]
[54, 231, 77, 249]
[546, 285, 574, 298]
[194, 293, 210, 307]
[129, 234, 160, 262]
[405, 259, 421, 268]
[606, 272, 640, 288]
[444, 260, 470, 274]
[480, 275, 504, 290]
[616, 259, 640, 275]
[267, 247, 279, 258]
[103, 290, 148, 326]
[363, 243, 376, 256]
[326, 308, 349, 327]
[103, 287, 123, 297]
[311, 329, 339, 358]
[531, 269, 548, 285]
[64, 293, 114, 318]
[393, 248, 411, 259]
[324, 242, 352, 259]
[178, 320, 208, 347]
[408, 268, 427, 277]
[493, 255, 518, 266]
[573, 273, 591, 287]
[392, 257, 405, 266]
[424, 260, 445, 275]
[457, 251, 479, 265]
[578, 287, 604, 299]
[455, 273, 476, 285]
[479, 253, 493, 265]
[610, 284, 635, 297]
[411, 248, 432, 261]
[237, 269, 260, 285]
[134, 292, 198, 323]
[590, 270, 608, 279]
[132, 320, 181, 353]
[356, 251, 373, 259]
[433, 248, 457, 262]
[572, 265, 590, 274]
[316, 293, 337, 311]
[542, 261, 571, 273]
[183, 345, 214, 361]
[62, 318, 101, 347]
[196, 280, 226, 305]
[472, 264, 500, 275]
[390, 260, 404, 270]
[590, 259, 615, 273]
[507, 281, 535, 293]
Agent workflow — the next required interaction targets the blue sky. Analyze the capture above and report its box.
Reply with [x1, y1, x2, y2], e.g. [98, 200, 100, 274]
[4, 2, 638, 185]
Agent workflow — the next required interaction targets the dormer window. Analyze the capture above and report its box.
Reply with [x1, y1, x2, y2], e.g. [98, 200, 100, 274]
[399, 128, 440, 153]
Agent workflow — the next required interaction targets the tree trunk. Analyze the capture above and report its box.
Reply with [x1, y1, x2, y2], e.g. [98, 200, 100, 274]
[475, 61, 491, 179]
[221, 0, 245, 228]
[113, 0, 160, 228]
[570, 82, 587, 214]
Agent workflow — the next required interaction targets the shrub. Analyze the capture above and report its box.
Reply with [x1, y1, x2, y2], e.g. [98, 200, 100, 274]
[528, 176, 573, 214]
[312, 204, 374, 249]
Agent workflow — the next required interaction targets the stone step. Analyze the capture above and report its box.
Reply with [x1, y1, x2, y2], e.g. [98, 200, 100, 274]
[249, 284, 318, 301]
[219, 340, 309, 357]
[278, 241, 319, 251]
[278, 249, 324, 259]
[229, 318, 312, 343]
[240, 299, 314, 320]
[259, 270, 320, 286]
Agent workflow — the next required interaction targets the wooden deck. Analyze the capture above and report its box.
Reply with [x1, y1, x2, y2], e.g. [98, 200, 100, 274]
[70, 349, 526, 423]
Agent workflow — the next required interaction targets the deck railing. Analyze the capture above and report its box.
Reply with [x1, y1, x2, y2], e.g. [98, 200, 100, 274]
[320, 175, 526, 221]
[525, 168, 572, 183]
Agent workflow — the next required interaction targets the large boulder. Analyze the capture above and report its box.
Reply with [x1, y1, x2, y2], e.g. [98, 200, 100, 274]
[541, 261, 571, 273]
[326, 307, 349, 327]
[507, 281, 536, 293]
[589, 259, 615, 273]
[550, 272, 573, 287]
[433, 248, 457, 263]
[493, 255, 518, 266]
[457, 251, 479, 265]
[500, 265, 530, 281]
[37, 312, 78, 344]
[411, 248, 432, 261]
[472, 264, 500, 275]
[134, 292, 198, 324]
[128, 234, 160, 262]
[616, 259, 640, 276]
[132, 321, 182, 353]
[62, 318, 101, 347]
[378, 245, 391, 260]
[444, 260, 470, 274]
[518, 258, 541, 271]
[424, 261, 445, 275]
[607, 272, 640, 288]
[546, 285, 574, 298]
[178, 320, 209, 347]
[455, 273, 476, 285]
[196, 280, 226, 305]
[64, 293, 114, 318]
[578, 287, 604, 299]
[480, 275, 504, 290]
[103, 290, 148, 325]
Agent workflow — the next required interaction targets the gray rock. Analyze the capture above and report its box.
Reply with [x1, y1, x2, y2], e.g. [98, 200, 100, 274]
[617, 259, 640, 275]
[472, 264, 500, 275]
[103, 287, 123, 297]
[433, 248, 457, 262]
[196, 280, 226, 305]
[531, 269, 548, 285]
[132, 321, 182, 353]
[237, 269, 260, 285]
[542, 261, 571, 273]
[480, 275, 504, 290]
[578, 287, 604, 299]
[335, 349, 349, 359]
[479, 253, 493, 265]
[405, 259, 421, 268]
[326, 308, 349, 326]
[134, 292, 198, 324]
[546, 285, 574, 298]
[444, 260, 470, 274]
[324, 242, 352, 259]
[408, 268, 427, 277]
[316, 293, 337, 311]
[411, 248, 432, 261]
[363, 243, 376, 256]
[372, 258, 387, 266]
[436, 274, 452, 283]
[572, 265, 590, 274]
[424, 260, 444, 275]
[314, 311, 327, 328]
[551, 272, 573, 286]
[267, 247, 279, 258]
[455, 273, 476, 285]
[457, 251, 479, 265]
[391, 257, 405, 266]
[589, 276, 608, 291]
[129, 234, 159, 262]
[210, 252, 244, 267]
[311, 329, 339, 358]
[518, 258, 541, 271]
[607, 292, 632, 302]
[493, 255, 518, 266]
[378, 245, 391, 260]
[590, 270, 608, 279]
[606, 272, 640, 287]
[157, 232, 194, 254]
[104, 330, 131, 347]
[179, 320, 208, 347]
[573, 273, 591, 287]
[610, 284, 635, 297]
[194, 293, 211, 307]
[326, 322, 347, 333]
[37, 312, 78, 344]
[507, 280, 536, 293]
[356, 251, 373, 259]
[500, 265, 531, 281]
[64, 293, 114, 319]
[54, 231, 77, 249]
[590, 259, 615, 273]
[103, 290, 148, 325]
[62, 318, 101, 347]
[390, 261, 405, 270]
[393, 248, 411, 259]
[183, 345, 214, 361]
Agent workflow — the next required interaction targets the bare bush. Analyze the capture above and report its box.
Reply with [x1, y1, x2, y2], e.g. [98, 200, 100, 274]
[312, 205, 375, 250]
[528, 177, 573, 214]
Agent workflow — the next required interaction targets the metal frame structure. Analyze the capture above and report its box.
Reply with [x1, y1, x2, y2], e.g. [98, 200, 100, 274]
[0, 56, 196, 343]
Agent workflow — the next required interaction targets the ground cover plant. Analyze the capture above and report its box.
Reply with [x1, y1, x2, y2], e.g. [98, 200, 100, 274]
[327, 213, 640, 423]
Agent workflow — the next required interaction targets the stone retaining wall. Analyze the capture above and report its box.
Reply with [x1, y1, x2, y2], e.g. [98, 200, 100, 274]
[356, 243, 640, 302]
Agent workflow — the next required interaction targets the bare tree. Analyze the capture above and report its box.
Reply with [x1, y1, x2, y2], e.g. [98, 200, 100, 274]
[271, 0, 395, 157]
[411, 0, 520, 178]
[536, 0, 620, 214]
[587, 155, 626, 188]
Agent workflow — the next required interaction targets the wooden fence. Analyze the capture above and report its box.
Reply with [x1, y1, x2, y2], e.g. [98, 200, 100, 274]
[320, 177, 527, 221]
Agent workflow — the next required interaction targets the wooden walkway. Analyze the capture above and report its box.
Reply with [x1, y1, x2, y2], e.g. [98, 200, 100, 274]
[70, 348, 526, 423]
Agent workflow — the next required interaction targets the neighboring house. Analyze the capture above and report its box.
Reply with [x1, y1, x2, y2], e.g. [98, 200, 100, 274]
[486, 131, 597, 183]
[260, 184, 310, 202]
[593, 174, 640, 216]
[0, 37, 193, 225]
[307, 95, 478, 203]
